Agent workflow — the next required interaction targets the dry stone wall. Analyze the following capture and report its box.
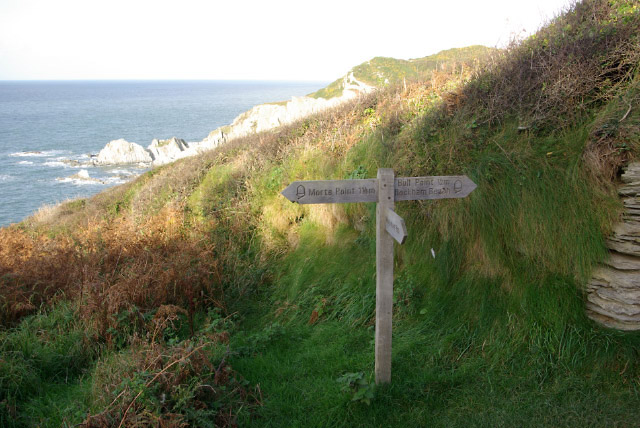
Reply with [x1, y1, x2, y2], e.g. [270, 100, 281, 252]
[586, 163, 640, 330]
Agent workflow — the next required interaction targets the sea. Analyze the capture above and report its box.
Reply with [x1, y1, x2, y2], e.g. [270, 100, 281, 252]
[0, 80, 327, 227]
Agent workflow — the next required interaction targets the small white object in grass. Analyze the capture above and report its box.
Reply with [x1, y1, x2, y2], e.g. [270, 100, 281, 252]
[431, 248, 436, 259]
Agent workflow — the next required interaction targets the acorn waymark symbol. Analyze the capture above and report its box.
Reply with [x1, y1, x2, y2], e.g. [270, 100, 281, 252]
[296, 185, 306, 200]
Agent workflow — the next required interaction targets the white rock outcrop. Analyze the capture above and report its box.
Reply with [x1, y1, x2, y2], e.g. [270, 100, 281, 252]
[202, 72, 375, 146]
[200, 72, 376, 148]
[96, 139, 153, 165]
[56, 169, 106, 184]
[147, 137, 190, 166]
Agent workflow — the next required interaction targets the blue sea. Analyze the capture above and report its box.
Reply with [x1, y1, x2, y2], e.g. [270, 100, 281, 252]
[0, 80, 327, 226]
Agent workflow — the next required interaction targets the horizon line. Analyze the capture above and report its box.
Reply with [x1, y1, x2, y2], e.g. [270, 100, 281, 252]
[0, 78, 331, 83]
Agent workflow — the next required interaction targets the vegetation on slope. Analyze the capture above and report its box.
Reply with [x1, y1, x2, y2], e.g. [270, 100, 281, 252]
[310, 45, 495, 99]
[1, 0, 640, 426]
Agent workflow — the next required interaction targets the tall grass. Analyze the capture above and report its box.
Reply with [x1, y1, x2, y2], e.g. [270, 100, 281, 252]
[0, 302, 98, 427]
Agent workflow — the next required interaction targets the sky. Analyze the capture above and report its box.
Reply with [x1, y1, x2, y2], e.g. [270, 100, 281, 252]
[0, 0, 575, 81]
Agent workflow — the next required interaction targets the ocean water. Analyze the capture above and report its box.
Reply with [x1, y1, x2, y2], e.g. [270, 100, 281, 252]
[0, 80, 327, 226]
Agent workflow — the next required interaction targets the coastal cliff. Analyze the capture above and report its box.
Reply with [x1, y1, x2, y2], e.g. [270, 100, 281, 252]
[94, 72, 375, 166]
[199, 72, 375, 151]
[94, 47, 492, 166]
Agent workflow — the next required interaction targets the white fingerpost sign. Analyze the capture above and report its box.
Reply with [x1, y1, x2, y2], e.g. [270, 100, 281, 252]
[282, 169, 476, 384]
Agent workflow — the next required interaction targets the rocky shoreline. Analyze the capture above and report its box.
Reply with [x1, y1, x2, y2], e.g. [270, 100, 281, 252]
[93, 137, 206, 167]
[88, 72, 374, 168]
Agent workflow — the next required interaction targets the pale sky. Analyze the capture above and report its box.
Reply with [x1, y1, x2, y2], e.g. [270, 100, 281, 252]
[0, 0, 575, 81]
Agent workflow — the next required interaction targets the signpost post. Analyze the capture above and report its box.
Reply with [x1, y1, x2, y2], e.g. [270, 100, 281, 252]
[281, 169, 476, 384]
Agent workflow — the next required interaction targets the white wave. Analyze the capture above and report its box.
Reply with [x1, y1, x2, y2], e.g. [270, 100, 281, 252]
[0, 174, 15, 181]
[76, 169, 91, 179]
[57, 177, 104, 186]
[43, 161, 66, 167]
[10, 151, 45, 157]
[109, 168, 139, 176]
[104, 176, 127, 185]
[10, 150, 67, 158]
[43, 150, 68, 156]
[56, 169, 106, 186]
[18, 160, 34, 165]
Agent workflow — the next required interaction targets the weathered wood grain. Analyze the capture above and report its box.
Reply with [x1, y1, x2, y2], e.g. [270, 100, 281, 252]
[394, 175, 476, 201]
[281, 179, 378, 204]
[375, 169, 394, 384]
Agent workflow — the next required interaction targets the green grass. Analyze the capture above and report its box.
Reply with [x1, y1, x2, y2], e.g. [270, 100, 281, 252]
[225, 216, 640, 426]
[20, 379, 92, 427]
[230, 300, 640, 427]
[186, 164, 237, 220]
[310, 78, 346, 99]
[0, 302, 99, 427]
[5, 286, 638, 427]
[231, 322, 373, 427]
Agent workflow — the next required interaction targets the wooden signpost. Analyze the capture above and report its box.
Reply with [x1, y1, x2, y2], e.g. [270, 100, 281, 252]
[282, 169, 476, 384]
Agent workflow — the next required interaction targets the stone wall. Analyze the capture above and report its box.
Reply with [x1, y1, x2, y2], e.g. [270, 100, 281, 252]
[586, 163, 640, 330]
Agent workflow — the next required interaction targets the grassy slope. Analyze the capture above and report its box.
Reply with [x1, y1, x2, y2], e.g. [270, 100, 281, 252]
[1, 1, 640, 426]
[310, 45, 495, 99]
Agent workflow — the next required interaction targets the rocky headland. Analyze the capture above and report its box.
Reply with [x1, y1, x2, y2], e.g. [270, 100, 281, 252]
[92, 72, 374, 167]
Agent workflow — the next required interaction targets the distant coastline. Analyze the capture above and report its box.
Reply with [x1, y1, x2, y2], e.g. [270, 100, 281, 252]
[0, 80, 328, 226]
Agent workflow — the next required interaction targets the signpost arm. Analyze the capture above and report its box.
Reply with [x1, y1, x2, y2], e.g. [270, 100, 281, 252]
[375, 168, 394, 384]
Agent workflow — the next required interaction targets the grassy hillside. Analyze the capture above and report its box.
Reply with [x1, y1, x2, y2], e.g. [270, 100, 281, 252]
[1, 0, 640, 426]
[310, 45, 495, 99]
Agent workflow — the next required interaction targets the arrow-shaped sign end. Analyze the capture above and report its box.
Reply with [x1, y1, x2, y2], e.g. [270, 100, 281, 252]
[281, 183, 300, 203]
[456, 175, 477, 198]
[466, 176, 477, 194]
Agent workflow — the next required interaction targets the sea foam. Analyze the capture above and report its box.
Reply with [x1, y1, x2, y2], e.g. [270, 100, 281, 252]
[10, 150, 66, 158]
[43, 161, 66, 167]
